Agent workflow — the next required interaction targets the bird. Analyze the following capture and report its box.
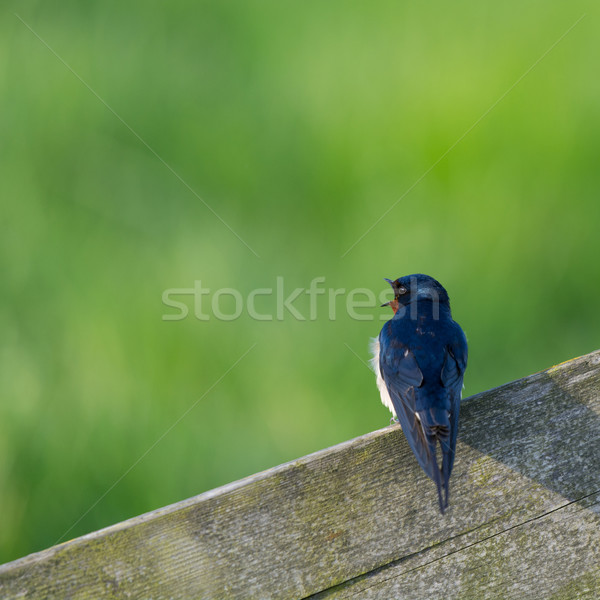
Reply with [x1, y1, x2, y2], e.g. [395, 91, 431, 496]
[370, 274, 468, 513]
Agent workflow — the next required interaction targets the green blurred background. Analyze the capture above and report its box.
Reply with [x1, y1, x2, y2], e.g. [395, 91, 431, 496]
[1, 0, 599, 563]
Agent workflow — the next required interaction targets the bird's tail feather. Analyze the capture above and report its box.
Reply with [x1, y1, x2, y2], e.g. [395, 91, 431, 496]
[427, 432, 451, 514]
[419, 408, 452, 514]
[431, 454, 445, 515]
[441, 440, 451, 510]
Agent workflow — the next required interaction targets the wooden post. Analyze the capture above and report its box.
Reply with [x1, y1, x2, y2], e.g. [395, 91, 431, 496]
[1, 350, 600, 599]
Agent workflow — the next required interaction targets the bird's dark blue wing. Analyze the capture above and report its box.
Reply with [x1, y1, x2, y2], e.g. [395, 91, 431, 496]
[377, 330, 439, 482]
[440, 326, 468, 493]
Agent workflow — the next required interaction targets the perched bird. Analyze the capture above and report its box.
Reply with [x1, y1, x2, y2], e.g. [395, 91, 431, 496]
[371, 274, 468, 513]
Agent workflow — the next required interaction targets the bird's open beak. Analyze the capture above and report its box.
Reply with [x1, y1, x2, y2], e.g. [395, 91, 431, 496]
[382, 278, 395, 306]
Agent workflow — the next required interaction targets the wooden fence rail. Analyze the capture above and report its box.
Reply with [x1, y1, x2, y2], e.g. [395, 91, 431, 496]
[1, 350, 600, 599]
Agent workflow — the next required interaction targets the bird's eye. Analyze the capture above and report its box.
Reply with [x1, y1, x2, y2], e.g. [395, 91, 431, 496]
[397, 286, 408, 295]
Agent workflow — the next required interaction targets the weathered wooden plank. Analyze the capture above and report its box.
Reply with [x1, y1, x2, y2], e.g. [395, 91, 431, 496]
[1, 350, 599, 600]
[311, 492, 600, 599]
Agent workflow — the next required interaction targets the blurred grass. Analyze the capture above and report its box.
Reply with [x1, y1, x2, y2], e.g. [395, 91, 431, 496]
[1, 0, 599, 563]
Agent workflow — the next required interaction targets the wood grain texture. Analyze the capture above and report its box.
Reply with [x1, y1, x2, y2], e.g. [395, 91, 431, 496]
[1, 350, 600, 600]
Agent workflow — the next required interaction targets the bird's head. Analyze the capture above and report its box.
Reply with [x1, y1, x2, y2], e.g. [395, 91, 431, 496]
[381, 273, 450, 313]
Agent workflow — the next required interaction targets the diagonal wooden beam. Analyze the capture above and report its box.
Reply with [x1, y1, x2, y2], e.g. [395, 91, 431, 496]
[1, 351, 599, 599]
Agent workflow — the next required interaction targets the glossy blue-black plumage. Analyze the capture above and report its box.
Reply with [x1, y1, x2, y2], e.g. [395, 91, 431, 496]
[377, 274, 467, 513]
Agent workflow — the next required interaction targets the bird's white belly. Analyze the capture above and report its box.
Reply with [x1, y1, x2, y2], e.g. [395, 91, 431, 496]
[370, 337, 396, 416]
